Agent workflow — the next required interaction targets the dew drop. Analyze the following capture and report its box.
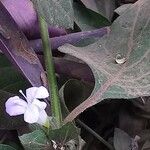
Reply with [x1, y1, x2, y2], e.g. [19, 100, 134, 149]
[115, 54, 126, 64]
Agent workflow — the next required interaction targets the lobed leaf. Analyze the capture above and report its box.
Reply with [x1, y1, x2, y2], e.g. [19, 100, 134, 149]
[58, 0, 150, 123]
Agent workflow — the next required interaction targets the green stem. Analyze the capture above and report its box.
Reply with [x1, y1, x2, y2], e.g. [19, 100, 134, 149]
[39, 16, 62, 125]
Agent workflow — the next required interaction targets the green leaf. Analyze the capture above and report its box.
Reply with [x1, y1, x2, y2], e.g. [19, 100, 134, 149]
[31, 0, 74, 28]
[19, 130, 51, 150]
[0, 144, 16, 150]
[73, 2, 110, 31]
[0, 54, 29, 93]
[47, 123, 80, 149]
[59, 79, 93, 112]
[80, 0, 116, 21]
[0, 54, 29, 129]
[58, 0, 150, 122]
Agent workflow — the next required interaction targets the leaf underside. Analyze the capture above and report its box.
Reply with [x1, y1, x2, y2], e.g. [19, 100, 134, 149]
[58, 0, 150, 123]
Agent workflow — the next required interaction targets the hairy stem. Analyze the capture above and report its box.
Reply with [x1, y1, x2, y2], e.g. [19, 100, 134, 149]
[39, 16, 62, 125]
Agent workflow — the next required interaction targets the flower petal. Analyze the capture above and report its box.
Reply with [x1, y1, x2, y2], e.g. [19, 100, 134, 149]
[5, 96, 27, 116]
[37, 110, 48, 125]
[26, 86, 49, 102]
[32, 99, 47, 110]
[24, 104, 39, 123]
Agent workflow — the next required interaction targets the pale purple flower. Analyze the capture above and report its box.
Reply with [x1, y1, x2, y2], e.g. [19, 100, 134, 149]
[5, 86, 49, 125]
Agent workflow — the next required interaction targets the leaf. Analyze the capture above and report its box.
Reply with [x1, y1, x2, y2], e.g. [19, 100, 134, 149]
[142, 140, 150, 150]
[115, 4, 132, 15]
[0, 2, 45, 87]
[59, 79, 93, 112]
[31, 0, 74, 29]
[80, 0, 116, 21]
[47, 123, 80, 149]
[0, 54, 29, 93]
[0, 54, 30, 129]
[19, 130, 51, 150]
[114, 128, 132, 150]
[0, 144, 16, 150]
[58, 0, 150, 123]
[73, 2, 110, 31]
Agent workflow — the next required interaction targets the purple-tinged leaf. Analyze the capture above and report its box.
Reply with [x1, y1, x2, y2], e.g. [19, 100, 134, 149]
[59, 0, 150, 123]
[0, 2, 45, 87]
[1, 0, 67, 39]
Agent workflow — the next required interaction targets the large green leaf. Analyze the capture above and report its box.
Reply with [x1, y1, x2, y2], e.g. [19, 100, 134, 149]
[58, 0, 150, 123]
[0, 144, 16, 150]
[31, 0, 74, 28]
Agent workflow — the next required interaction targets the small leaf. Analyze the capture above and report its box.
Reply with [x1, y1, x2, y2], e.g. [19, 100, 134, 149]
[47, 123, 80, 149]
[58, 0, 150, 122]
[114, 128, 132, 150]
[31, 0, 74, 28]
[0, 144, 16, 150]
[19, 130, 51, 150]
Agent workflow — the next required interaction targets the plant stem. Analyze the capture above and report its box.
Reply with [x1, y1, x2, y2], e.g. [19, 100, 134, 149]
[30, 27, 108, 52]
[77, 119, 114, 150]
[38, 16, 62, 125]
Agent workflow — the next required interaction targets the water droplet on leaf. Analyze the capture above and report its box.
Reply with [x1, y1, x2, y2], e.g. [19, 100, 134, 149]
[115, 54, 126, 64]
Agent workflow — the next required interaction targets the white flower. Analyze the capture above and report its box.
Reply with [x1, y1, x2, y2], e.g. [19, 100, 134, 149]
[5, 86, 49, 125]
